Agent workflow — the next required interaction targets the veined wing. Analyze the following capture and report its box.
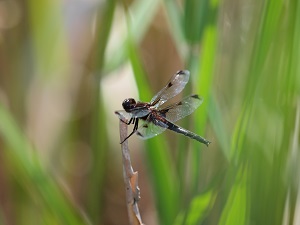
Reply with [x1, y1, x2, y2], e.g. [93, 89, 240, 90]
[150, 70, 190, 107]
[136, 119, 168, 139]
[116, 110, 167, 139]
[135, 95, 203, 139]
[158, 94, 203, 123]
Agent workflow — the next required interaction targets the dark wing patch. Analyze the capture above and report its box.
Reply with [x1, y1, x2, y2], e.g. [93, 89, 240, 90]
[167, 82, 173, 88]
[150, 70, 190, 107]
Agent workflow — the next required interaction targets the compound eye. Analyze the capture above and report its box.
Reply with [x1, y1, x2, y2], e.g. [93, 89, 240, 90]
[122, 98, 136, 111]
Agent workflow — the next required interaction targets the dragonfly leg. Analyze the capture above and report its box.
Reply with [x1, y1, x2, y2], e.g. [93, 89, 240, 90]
[120, 117, 135, 125]
[120, 118, 139, 144]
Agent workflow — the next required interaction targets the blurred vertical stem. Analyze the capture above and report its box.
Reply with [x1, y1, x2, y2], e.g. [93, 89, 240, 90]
[190, 0, 217, 194]
[86, 0, 116, 223]
[193, 24, 217, 192]
[288, 3, 300, 224]
[104, 0, 160, 73]
[162, 0, 218, 222]
[27, 0, 68, 79]
[162, 0, 186, 58]
[126, 18, 179, 225]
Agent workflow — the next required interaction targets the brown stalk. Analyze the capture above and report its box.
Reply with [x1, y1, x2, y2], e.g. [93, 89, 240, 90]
[118, 118, 144, 225]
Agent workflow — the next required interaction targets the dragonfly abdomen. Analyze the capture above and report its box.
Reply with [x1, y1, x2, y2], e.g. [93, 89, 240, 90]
[165, 121, 211, 146]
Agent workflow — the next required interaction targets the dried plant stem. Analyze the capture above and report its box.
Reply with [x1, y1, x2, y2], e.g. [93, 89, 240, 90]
[119, 119, 144, 225]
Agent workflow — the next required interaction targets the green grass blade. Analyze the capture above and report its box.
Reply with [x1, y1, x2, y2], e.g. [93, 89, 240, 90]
[104, 0, 160, 73]
[223, 1, 300, 225]
[191, 25, 217, 194]
[27, 0, 68, 79]
[185, 189, 216, 225]
[183, 0, 210, 43]
[162, 0, 186, 57]
[86, 1, 116, 222]
[218, 167, 248, 225]
[0, 104, 88, 225]
[127, 25, 179, 225]
[208, 95, 230, 159]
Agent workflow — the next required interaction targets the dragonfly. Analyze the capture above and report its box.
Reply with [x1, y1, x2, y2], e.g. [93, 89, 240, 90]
[115, 70, 211, 146]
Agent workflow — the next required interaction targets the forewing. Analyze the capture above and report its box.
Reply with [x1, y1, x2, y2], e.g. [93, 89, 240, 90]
[136, 119, 167, 139]
[150, 70, 190, 107]
[158, 94, 203, 122]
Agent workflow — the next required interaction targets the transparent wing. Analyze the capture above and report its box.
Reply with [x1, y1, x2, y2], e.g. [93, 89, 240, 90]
[135, 94, 203, 140]
[136, 119, 167, 139]
[158, 94, 203, 122]
[116, 110, 167, 139]
[150, 70, 190, 107]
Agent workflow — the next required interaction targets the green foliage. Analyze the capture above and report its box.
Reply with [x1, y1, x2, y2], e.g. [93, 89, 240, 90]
[219, 167, 248, 225]
[0, 0, 299, 225]
[0, 105, 87, 225]
[185, 190, 216, 225]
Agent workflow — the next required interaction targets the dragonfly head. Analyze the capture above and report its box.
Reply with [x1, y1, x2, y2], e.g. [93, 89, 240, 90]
[122, 98, 136, 112]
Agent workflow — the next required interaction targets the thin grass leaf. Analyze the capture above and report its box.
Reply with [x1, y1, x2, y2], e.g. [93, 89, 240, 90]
[190, 25, 217, 194]
[185, 189, 216, 225]
[162, 0, 186, 58]
[183, 0, 210, 43]
[104, 0, 160, 73]
[218, 167, 248, 225]
[86, 1, 116, 222]
[229, 101, 251, 164]
[0, 104, 88, 225]
[126, 22, 179, 225]
[208, 95, 230, 159]
[27, 0, 69, 79]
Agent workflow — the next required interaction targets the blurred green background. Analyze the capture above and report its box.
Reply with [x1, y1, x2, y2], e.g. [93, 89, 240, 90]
[0, 0, 299, 224]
